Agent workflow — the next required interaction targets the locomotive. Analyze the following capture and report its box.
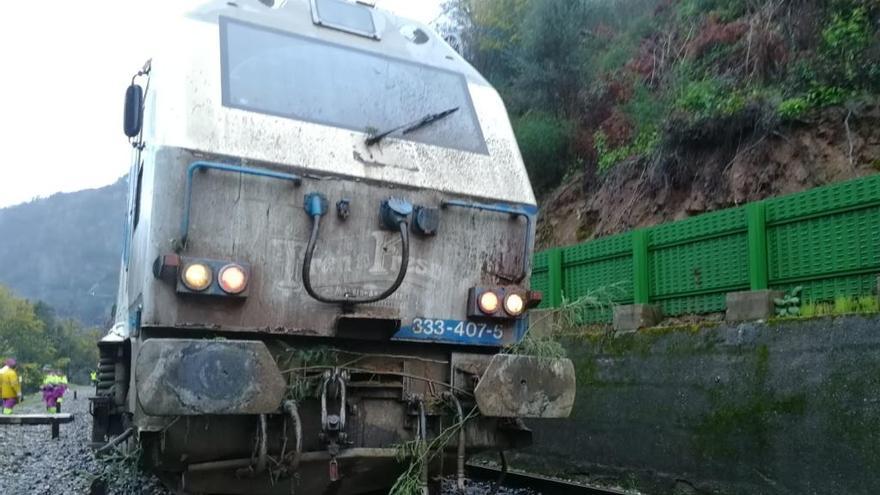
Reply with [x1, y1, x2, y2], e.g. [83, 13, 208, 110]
[92, 1, 575, 493]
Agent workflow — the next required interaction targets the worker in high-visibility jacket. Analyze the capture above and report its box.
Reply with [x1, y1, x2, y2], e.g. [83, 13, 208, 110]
[41, 371, 58, 413]
[41, 370, 67, 414]
[90, 370, 98, 386]
[0, 358, 22, 415]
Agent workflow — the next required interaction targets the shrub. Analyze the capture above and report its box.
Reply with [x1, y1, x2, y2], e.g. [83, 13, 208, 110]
[774, 286, 802, 317]
[513, 113, 572, 192]
[800, 295, 879, 318]
[18, 363, 43, 394]
[820, 6, 873, 86]
[677, 0, 747, 21]
[806, 85, 846, 107]
[595, 128, 660, 172]
[778, 97, 809, 120]
[856, 296, 880, 314]
[675, 79, 746, 119]
[623, 83, 667, 133]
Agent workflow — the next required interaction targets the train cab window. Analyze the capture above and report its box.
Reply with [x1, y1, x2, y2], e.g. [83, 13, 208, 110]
[219, 17, 488, 155]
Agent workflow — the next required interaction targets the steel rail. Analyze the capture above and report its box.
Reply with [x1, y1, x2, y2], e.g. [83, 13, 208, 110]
[466, 464, 630, 495]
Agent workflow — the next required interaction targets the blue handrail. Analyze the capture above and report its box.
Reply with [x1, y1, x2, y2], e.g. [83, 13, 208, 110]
[441, 199, 536, 282]
[179, 161, 302, 249]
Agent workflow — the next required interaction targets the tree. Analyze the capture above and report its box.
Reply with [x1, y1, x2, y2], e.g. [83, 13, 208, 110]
[0, 285, 99, 387]
[512, 0, 591, 114]
[0, 286, 53, 364]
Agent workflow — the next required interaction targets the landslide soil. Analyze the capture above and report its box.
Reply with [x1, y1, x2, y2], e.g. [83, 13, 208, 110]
[537, 104, 880, 249]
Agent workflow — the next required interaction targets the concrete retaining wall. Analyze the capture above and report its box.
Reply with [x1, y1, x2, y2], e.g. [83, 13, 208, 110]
[515, 316, 880, 494]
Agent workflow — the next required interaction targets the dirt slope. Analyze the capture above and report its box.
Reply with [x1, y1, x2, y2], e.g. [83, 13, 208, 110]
[537, 103, 880, 249]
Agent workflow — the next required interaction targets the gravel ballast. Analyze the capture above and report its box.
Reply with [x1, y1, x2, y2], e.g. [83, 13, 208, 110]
[0, 386, 169, 495]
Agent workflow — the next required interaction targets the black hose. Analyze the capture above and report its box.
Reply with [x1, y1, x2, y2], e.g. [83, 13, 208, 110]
[302, 215, 409, 305]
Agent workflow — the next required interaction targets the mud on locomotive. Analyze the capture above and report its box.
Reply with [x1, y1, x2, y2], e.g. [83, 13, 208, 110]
[92, 1, 575, 493]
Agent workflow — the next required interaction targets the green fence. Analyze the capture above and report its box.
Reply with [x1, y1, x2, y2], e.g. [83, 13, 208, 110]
[531, 175, 880, 321]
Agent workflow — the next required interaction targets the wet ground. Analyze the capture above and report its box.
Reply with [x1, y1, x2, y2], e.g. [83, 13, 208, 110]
[0, 386, 540, 494]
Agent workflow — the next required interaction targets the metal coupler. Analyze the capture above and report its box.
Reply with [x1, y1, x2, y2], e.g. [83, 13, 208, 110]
[320, 369, 349, 480]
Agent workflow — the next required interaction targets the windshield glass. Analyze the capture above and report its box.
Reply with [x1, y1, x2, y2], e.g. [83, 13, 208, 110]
[220, 17, 488, 154]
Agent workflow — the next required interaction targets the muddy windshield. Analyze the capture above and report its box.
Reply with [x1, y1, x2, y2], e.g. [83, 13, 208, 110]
[219, 17, 488, 154]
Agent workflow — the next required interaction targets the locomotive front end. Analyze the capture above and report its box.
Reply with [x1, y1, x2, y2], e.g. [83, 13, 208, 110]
[94, 1, 575, 493]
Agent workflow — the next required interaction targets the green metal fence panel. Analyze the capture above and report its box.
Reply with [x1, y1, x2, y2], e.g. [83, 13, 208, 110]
[532, 175, 880, 322]
[768, 207, 880, 283]
[562, 232, 634, 301]
[561, 232, 634, 323]
[649, 233, 750, 314]
[772, 273, 878, 306]
[747, 202, 769, 290]
[547, 249, 564, 308]
[765, 174, 880, 224]
[633, 230, 650, 304]
[658, 291, 729, 316]
[648, 207, 749, 316]
[649, 207, 747, 246]
[767, 182, 880, 304]
[531, 251, 550, 308]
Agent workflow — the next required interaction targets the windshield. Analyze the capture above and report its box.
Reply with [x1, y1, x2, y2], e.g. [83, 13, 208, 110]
[220, 17, 488, 154]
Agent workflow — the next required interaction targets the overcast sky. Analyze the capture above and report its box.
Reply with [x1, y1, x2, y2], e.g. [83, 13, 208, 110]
[0, 0, 442, 208]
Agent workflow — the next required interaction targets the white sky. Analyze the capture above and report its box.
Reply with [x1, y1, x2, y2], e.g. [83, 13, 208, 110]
[0, 0, 442, 208]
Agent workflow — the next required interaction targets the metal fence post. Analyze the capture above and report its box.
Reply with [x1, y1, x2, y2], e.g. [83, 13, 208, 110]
[633, 230, 650, 304]
[547, 248, 564, 307]
[747, 202, 769, 290]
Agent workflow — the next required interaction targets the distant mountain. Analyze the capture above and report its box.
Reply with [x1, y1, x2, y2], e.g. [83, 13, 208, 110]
[0, 178, 127, 325]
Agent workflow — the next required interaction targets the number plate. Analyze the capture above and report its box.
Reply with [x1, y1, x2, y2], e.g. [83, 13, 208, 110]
[393, 318, 520, 346]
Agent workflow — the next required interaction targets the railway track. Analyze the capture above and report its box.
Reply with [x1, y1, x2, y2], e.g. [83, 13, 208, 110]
[466, 464, 630, 495]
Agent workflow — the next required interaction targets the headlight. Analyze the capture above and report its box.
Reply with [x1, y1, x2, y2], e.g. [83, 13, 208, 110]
[181, 263, 212, 291]
[478, 291, 500, 314]
[468, 286, 535, 320]
[503, 293, 525, 316]
[218, 264, 248, 294]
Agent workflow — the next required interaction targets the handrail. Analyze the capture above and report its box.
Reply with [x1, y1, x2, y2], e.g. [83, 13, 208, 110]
[441, 200, 536, 282]
[179, 161, 301, 249]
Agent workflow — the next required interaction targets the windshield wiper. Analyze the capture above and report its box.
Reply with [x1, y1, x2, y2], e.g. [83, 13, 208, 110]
[366, 106, 460, 147]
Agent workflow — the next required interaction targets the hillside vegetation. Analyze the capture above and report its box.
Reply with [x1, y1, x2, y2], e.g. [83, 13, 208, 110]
[443, 0, 880, 246]
[0, 178, 126, 325]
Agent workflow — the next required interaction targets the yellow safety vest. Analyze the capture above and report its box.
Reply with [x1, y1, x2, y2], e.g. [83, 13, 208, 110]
[0, 367, 21, 399]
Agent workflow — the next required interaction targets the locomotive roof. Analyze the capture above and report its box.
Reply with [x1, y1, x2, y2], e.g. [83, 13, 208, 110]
[144, 0, 535, 206]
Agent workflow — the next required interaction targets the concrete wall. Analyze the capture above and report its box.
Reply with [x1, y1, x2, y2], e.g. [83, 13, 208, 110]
[515, 316, 880, 494]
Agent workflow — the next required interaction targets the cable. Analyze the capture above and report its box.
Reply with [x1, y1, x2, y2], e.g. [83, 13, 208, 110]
[302, 215, 410, 306]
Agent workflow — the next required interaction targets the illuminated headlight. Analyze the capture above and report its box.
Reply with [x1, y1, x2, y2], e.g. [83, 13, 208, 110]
[181, 263, 212, 292]
[503, 293, 525, 316]
[478, 291, 500, 314]
[218, 264, 248, 294]
[468, 286, 540, 320]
